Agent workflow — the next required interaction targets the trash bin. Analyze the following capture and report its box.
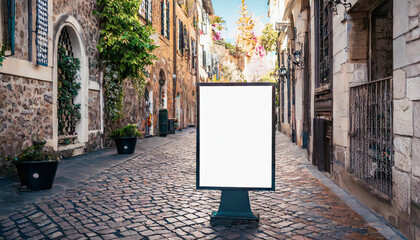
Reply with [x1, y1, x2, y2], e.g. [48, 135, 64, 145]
[159, 109, 168, 136]
[168, 118, 175, 134]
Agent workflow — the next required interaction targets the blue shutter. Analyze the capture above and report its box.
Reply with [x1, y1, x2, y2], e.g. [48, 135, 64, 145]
[36, 0, 49, 66]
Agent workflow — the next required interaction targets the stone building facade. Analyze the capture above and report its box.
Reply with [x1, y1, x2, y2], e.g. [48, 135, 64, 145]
[0, 0, 103, 173]
[1, 0, 203, 174]
[271, 0, 420, 238]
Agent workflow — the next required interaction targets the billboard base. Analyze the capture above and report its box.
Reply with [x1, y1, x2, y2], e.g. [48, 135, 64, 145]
[210, 190, 259, 226]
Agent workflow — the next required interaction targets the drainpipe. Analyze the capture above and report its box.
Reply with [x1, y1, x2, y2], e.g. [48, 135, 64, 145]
[173, 0, 177, 119]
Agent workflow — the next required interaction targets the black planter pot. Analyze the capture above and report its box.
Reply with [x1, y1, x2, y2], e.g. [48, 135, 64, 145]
[14, 161, 59, 191]
[114, 137, 137, 154]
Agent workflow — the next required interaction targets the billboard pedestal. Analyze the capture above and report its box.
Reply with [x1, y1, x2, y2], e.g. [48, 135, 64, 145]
[210, 190, 259, 226]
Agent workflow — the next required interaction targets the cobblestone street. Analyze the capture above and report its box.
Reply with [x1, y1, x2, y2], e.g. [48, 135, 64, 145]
[0, 131, 400, 239]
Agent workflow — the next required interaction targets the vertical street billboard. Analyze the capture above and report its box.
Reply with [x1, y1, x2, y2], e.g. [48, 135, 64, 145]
[197, 83, 275, 190]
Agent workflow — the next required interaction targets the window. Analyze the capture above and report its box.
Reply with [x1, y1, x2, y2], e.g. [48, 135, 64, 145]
[369, 0, 392, 81]
[161, 0, 170, 39]
[178, 20, 184, 54]
[140, 0, 152, 22]
[166, 0, 170, 38]
[202, 48, 206, 67]
[1, 0, 15, 55]
[318, 0, 331, 86]
[200, 8, 208, 35]
[183, 27, 188, 56]
[191, 39, 196, 70]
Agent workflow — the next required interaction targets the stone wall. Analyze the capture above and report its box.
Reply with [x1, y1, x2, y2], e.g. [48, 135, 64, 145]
[392, 0, 420, 238]
[53, 0, 100, 84]
[0, 0, 103, 175]
[0, 74, 53, 170]
[88, 90, 101, 131]
[14, 0, 30, 60]
[313, 0, 420, 238]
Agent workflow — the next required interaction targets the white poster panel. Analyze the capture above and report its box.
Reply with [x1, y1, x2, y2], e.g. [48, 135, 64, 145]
[197, 83, 274, 190]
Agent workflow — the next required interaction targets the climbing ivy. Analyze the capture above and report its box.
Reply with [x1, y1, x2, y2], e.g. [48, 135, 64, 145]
[96, 0, 158, 121]
[57, 46, 81, 136]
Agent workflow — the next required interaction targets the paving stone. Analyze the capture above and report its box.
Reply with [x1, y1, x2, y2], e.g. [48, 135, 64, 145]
[0, 132, 389, 239]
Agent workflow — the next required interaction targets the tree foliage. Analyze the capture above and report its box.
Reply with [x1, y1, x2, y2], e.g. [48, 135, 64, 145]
[260, 23, 278, 53]
[235, 0, 256, 55]
[96, 0, 158, 121]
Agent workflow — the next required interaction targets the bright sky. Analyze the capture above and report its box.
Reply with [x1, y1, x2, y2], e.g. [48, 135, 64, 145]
[212, 0, 270, 44]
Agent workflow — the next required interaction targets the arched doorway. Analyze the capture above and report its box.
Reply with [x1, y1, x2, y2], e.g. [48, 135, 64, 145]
[145, 87, 153, 136]
[159, 70, 167, 109]
[176, 93, 180, 128]
[53, 21, 88, 149]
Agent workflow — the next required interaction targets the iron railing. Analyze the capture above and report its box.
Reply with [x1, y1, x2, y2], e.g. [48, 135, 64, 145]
[350, 77, 393, 196]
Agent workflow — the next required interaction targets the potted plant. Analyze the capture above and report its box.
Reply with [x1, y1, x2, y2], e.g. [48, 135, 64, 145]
[110, 124, 141, 154]
[9, 139, 61, 191]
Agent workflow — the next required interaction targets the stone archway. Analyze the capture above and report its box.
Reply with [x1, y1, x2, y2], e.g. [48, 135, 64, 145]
[53, 17, 89, 150]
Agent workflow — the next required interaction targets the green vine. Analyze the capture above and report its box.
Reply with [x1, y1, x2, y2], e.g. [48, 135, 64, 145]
[96, 0, 158, 121]
[0, 43, 6, 66]
[57, 46, 81, 136]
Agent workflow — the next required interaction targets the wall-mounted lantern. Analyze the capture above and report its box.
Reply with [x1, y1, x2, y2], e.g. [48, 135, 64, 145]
[279, 65, 287, 77]
[293, 50, 302, 65]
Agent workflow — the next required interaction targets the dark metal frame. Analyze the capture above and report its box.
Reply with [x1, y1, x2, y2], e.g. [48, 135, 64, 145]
[196, 82, 276, 191]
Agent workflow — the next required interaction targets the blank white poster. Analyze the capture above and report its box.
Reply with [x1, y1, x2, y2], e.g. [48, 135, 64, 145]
[198, 84, 273, 189]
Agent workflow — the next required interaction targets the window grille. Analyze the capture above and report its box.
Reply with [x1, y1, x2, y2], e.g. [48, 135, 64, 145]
[319, 0, 331, 84]
[57, 27, 79, 144]
[350, 77, 393, 196]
